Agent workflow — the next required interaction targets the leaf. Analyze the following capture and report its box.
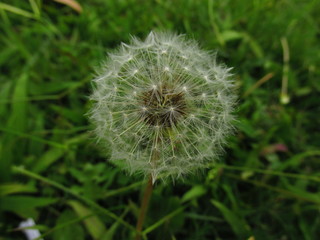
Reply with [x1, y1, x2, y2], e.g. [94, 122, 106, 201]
[29, 0, 41, 18]
[12, 166, 134, 231]
[0, 127, 66, 149]
[143, 206, 186, 235]
[0, 183, 36, 196]
[277, 150, 320, 171]
[32, 133, 88, 173]
[236, 119, 257, 138]
[181, 185, 206, 203]
[0, 196, 56, 218]
[221, 30, 243, 42]
[32, 147, 66, 173]
[284, 181, 320, 204]
[211, 200, 250, 238]
[68, 200, 106, 240]
[7, 71, 28, 131]
[99, 207, 130, 240]
[146, 195, 185, 236]
[0, 81, 11, 116]
[299, 218, 312, 240]
[0, 3, 35, 19]
[53, 210, 85, 240]
[50, 104, 84, 124]
[53, 0, 83, 13]
[29, 81, 79, 95]
[1, 73, 29, 181]
[243, 32, 264, 58]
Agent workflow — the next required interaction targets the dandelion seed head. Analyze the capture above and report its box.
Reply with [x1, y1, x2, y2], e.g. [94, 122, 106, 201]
[89, 31, 237, 182]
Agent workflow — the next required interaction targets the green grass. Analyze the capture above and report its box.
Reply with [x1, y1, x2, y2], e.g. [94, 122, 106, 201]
[0, 0, 319, 239]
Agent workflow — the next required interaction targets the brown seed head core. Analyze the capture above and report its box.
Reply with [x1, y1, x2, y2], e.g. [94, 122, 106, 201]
[139, 85, 188, 127]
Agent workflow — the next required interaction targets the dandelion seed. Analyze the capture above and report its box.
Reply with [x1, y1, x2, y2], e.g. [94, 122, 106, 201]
[89, 31, 236, 182]
[133, 69, 139, 74]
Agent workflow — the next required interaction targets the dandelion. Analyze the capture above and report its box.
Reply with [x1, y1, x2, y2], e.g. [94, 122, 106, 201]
[89, 31, 236, 183]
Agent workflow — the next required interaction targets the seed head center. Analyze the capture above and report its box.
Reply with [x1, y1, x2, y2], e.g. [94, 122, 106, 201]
[139, 85, 187, 127]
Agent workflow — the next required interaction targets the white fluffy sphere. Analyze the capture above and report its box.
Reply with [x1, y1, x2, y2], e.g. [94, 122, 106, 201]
[89, 31, 236, 182]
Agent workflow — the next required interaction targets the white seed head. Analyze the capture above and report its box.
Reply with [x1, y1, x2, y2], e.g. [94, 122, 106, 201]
[89, 31, 237, 182]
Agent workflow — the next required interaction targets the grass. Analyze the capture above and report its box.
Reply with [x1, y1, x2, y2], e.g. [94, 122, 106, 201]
[0, 0, 319, 239]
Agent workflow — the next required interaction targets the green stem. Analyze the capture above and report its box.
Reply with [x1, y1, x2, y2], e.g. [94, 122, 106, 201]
[12, 166, 135, 231]
[143, 206, 186, 234]
[135, 175, 153, 240]
[218, 163, 320, 182]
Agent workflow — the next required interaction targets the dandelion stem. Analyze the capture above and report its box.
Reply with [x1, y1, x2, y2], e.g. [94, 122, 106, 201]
[135, 174, 153, 240]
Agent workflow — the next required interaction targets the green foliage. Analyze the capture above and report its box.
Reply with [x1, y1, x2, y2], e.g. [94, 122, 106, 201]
[52, 210, 85, 240]
[68, 200, 106, 239]
[0, 0, 319, 239]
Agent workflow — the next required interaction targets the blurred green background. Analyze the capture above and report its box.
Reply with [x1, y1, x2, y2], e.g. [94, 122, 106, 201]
[0, 0, 319, 239]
